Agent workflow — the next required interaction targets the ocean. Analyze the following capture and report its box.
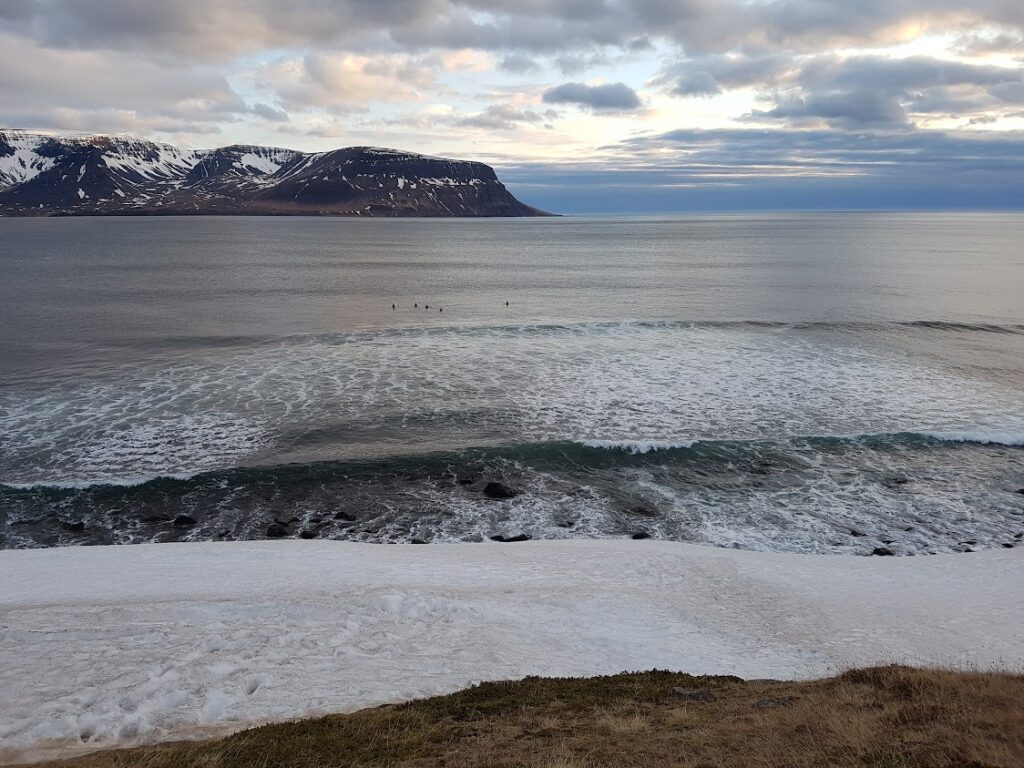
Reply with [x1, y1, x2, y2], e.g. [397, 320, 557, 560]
[1, 213, 1022, 554]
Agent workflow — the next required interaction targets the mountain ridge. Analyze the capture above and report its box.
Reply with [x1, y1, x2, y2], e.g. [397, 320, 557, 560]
[0, 130, 550, 217]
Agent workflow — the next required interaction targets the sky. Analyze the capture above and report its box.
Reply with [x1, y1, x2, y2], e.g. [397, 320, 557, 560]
[3, 1, 1024, 212]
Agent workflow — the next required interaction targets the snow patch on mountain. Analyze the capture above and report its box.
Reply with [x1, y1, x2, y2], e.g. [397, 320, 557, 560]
[0, 131, 56, 187]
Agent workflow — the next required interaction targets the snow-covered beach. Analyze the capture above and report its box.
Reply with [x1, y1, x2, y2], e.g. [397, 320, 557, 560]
[1, 539, 1021, 764]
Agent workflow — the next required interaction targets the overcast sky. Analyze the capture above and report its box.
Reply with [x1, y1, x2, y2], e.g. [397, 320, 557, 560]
[3, 0, 1024, 212]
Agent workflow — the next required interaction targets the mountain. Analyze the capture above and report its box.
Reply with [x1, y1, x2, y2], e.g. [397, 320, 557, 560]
[0, 130, 550, 217]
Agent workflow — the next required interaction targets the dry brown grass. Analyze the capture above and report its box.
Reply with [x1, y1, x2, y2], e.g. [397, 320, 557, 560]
[29, 665, 1024, 768]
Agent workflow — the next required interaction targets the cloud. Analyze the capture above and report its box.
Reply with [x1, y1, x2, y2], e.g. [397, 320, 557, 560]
[653, 53, 1024, 127]
[655, 54, 793, 96]
[495, 126, 1024, 212]
[615, 126, 1024, 181]
[952, 29, 1024, 55]
[3, 0, 1024, 212]
[758, 90, 908, 128]
[498, 54, 541, 73]
[458, 102, 549, 129]
[252, 103, 289, 122]
[8, 0, 1021, 59]
[0, 31, 247, 136]
[542, 81, 641, 111]
[797, 55, 1024, 94]
[256, 53, 436, 112]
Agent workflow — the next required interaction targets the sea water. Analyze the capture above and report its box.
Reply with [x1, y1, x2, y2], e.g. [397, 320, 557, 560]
[1, 213, 1022, 553]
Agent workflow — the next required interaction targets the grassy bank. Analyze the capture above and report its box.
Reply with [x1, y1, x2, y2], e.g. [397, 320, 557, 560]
[35, 666, 1024, 768]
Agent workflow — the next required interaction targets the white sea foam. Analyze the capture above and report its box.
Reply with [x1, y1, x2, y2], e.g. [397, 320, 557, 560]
[2, 322, 1023, 486]
[924, 431, 1024, 446]
[577, 439, 698, 453]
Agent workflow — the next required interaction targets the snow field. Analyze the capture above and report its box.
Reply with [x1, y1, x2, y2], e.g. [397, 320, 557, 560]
[1, 539, 1021, 763]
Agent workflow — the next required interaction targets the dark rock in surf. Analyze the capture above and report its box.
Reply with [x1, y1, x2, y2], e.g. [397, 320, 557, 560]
[483, 482, 518, 499]
[871, 547, 895, 556]
[631, 532, 652, 540]
[266, 523, 289, 538]
[490, 534, 531, 543]
[173, 515, 197, 528]
[850, 529, 865, 537]
[333, 511, 355, 521]
[1002, 542, 1016, 548]
[61, 520, 85, 533]
[299, 530, 317, 539]
[410, 538, 428, 544]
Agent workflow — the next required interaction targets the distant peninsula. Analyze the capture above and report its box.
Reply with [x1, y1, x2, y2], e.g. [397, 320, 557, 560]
[0, 130, 550, 217]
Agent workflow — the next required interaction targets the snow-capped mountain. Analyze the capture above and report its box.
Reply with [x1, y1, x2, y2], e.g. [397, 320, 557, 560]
[0, 131, 548, 217]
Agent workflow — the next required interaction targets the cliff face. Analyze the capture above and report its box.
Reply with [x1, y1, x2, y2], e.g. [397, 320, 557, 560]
[0, 131, 550, 217]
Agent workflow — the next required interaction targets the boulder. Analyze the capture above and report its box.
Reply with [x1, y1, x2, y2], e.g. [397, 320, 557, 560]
[631, 532, 652, 540]
[173, 515, 197, 528]
[871, 547, 895, 556]
[299, 530, 317, 539]
[266, 523, 289, 538]
[490, 533, 531, 543]
[483, 482, 518, 499]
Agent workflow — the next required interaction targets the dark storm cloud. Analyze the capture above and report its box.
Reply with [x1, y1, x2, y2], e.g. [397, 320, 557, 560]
[542, 82, 641, 111]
